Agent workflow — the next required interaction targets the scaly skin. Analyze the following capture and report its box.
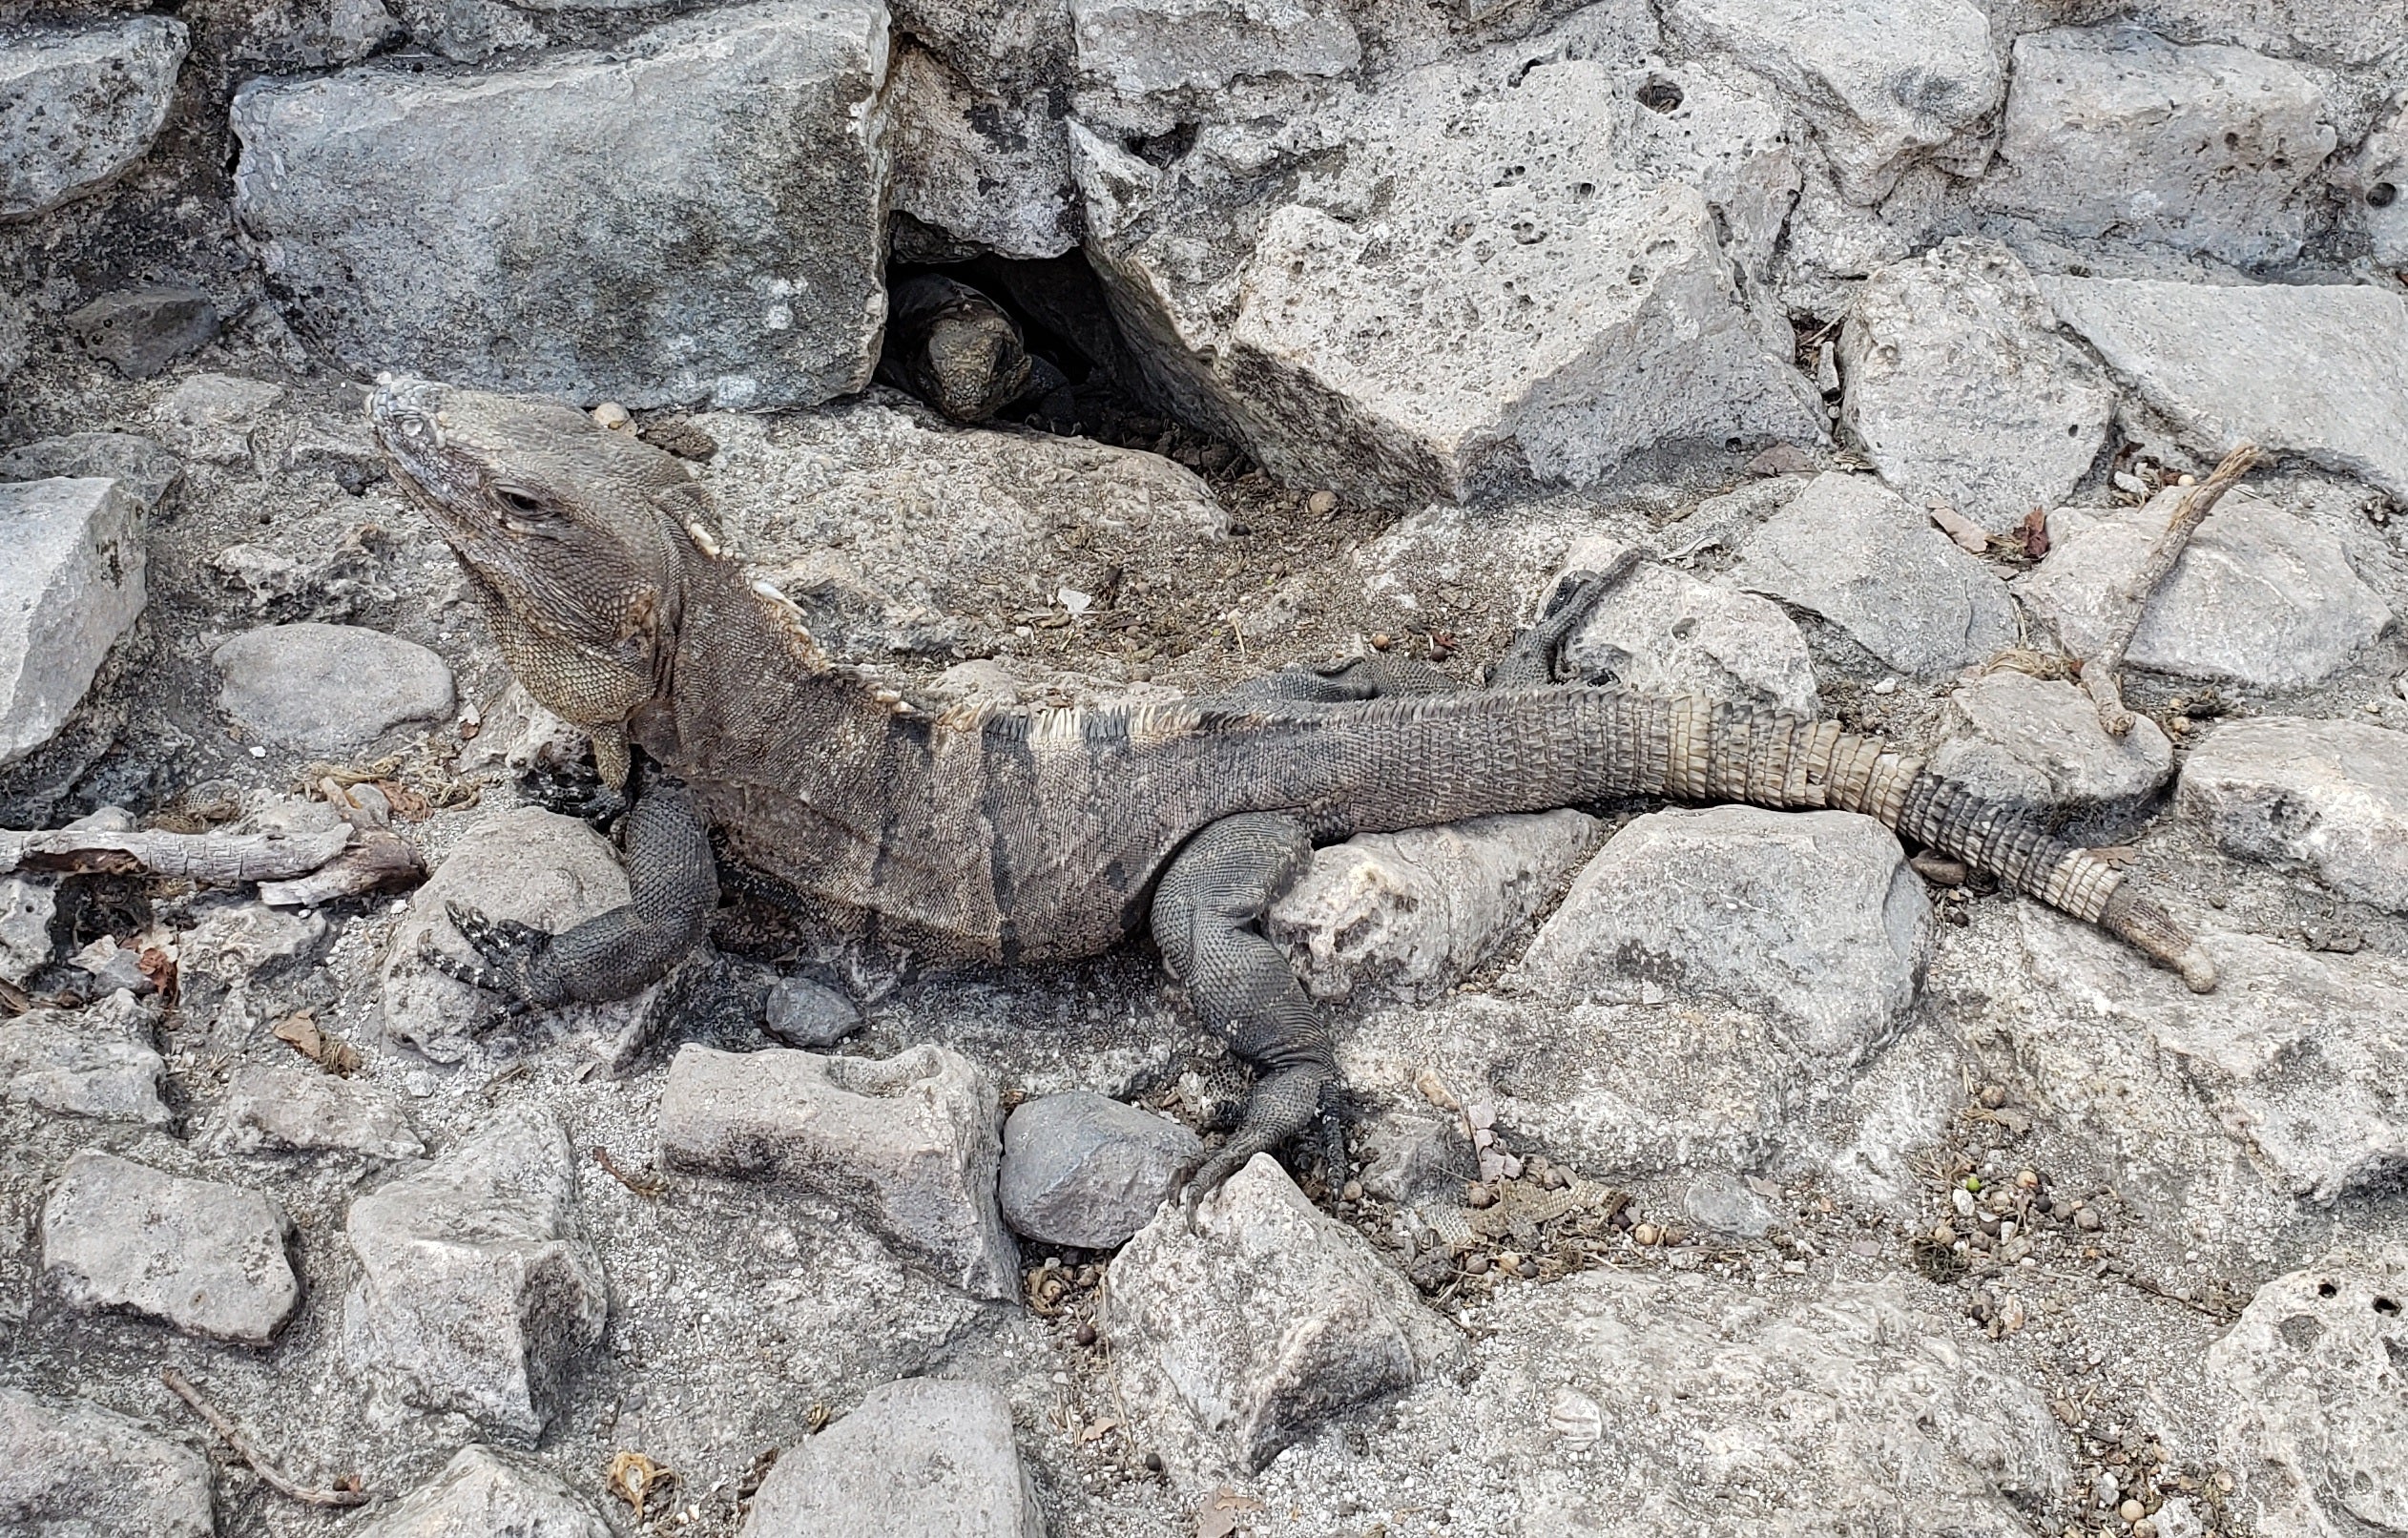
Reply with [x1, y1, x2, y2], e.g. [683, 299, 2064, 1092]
[368, 378, 2218, 1197]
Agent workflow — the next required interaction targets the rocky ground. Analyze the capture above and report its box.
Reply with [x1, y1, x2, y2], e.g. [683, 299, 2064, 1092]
[8, 0, 2408, 1534]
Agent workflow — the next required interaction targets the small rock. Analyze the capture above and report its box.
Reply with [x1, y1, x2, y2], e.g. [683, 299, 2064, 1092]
[42, 1151, 301, 1345]
[1265, 811, 1598, 1005]
[1929, 670, 2174, 816]
[0, 990, 169, 1124]
[2179, 717, 2408, 912]
[1558, 540, 1819, 717]
[1681, 1170, 1776, 1237]
[178, 896, 329, 983]
[152, 372, 285, 467]
[762, 973, 862, 1047]
[0, 432, 185, 512]
[454, 679, 586, 779]
[738, 1378, 1046, 1538]
[353, 1444, 612, 1538]
[211, 1059, 425, 1158]
[0, 18, 190, 218]
[0, 873, 56, 986]
[343, 1107, 609, 1443]
[214, 622, 456, 753]
[0, 477, 149, 768]
[997, 1091, 1202, 1248]
[1106, 1154, 1464, 1475]
[661, 1043, 1019, 1299]
[0, 1386, 213, 1538]
[1732, 472, 2019, 677]
[67, 286, 222, 379]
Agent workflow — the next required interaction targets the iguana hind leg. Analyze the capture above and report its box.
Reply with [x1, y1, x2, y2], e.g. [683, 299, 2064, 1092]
[1487, 547, 1644, 687]
[1152, 811, 1345, 1196]
[425, 778, 718, 1008]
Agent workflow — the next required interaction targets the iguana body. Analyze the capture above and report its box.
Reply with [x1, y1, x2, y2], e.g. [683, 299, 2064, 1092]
[369, 379, 2215, 1191]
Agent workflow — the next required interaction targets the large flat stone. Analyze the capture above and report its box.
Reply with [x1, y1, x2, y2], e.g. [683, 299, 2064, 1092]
[210, 1059, 426, 1159]
[354, 1444, 612, 1538]
[214, 621, 455, 753]
[2043, 277, 2408, 504]
[1839, 239, 2116, 534]
[0, 478, 148, 769]
[1559, 540, 1819, 717]
[0, 432, 185, 513]
[740, 1379, 1046, 1538]
[1070, 0, 1358, 101]
[2018, 488, 2392, 689]
[0, 17, 189, 218]
[1979, 27, 2333, 265]
[1930, 669, 2173, 816]
[0, 989, 168, 1124]
[230, 0, 893, 409]
[1732, 471, 2019, 676]
[0, 1387, 213, 1538]
[42, 1151, 301, 1345]
[2179, 717, 2408, 913]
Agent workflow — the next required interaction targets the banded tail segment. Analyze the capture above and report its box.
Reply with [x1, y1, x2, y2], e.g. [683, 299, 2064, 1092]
[1637, 694, 2217, 992]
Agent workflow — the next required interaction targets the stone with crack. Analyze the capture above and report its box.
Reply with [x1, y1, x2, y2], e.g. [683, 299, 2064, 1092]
[0, 432, 185, 513]
[1264, 811, 1597, 1005]
[996, 1090, 1202, 1248]
[352, 1444, 612, 1538]
[1929, 670, 2173, 818]
[41, 1151, 301, 1345]
[889, 44, 1076, 260]
[1557, 542, 1818, 718]
[0, 1386, 213, 1538]
[2179, 717, 2408, 912]
[1105, 1153, 1465, 1475]
[0, 476, 148, 770]
[660, 1043, 1019, 1299]
[67, 286, 221, 380]
[739, 1378, 1047, 1537]
[0, 17, 189, 218]
[209, 1059, 426, 1158]
[0, 989, 169, 1124]
[343, 1106, 609, 1443]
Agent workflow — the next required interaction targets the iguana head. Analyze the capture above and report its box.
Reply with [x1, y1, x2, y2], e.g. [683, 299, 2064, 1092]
[367, 377, 696, 738]
[906, 308, 1035, 423]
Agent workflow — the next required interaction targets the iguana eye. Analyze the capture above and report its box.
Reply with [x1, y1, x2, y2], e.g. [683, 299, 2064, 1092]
[494, 488, 544, 516]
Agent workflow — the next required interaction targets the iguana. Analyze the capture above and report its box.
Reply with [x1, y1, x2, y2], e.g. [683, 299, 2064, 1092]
[876, 274, 1069, 425]
[368, 377, 2216, 1194]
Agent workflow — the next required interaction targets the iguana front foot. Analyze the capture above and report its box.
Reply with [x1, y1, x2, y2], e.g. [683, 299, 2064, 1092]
[424, 901, 559, 1009]
[521, 768, 627, 828]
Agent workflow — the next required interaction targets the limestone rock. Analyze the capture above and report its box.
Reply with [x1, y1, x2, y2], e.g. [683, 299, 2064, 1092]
[42, 1151, 301, 1345]
[0, 288, 23, 385]
[1979, 27, 2334, 266]
[67, 286, 221, 380]
[1661, 0, 2001, 203]
[740, 1378, 1047, 1538]
[2336, 98, 2408, 269]
[996, 1091, 1201, 1248]
[660, 1043, 1018, 1299]
[1265, 811, 1597, 1004]
[1107, 1154, 1464, 1475]
[211, 1059, 425, 1158]
[0, 477, 148, 768]
[2043, 276, 2408, 504]
[890, 45, 1074, 260]
[0, 989, 168, 1124]
[0, 873, 53, 986]
[153, 373, 284, 468]
[214, 621, 455, 753]
[1515, 805, 1929, 1060]
[0, 432, 185, 513]
[1731, 472, 2018, 677]
[1681, 1170, 1776, 1237]
[763, 973, 862, 1048]
[0, 1387, 213, 1538]
[343, 1106, 609, 1443]
[354, 1444, 612, 1538]
[2018, 488, 2391, 689]
[0, 17, 189, 218]
[177, 896, 328, 983]
[1838, 240, 2115, 534]
[1930, 670, 2173, 816]
[453, 679, 583, 779]
[231, 0, 893, 409]
[380, 804, 652, 1062]
[2180, 717, 2408, 912]
[1070, 0, 1358, 102]
[1558, 543, 1818, 717]
[2208, 1243, 2408, 1538]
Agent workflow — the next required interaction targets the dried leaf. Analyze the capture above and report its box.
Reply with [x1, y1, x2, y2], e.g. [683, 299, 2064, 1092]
[272, 1012, 361, 1076]
[1928, 503, 1990, 553]
[1078, 1418, 1119, 1444]
[1198, 1488, 1266, 1538]
[137, 946, 178, 1006]
[605, 1451, 675, 1517]
[2018, 507, 2051, 560]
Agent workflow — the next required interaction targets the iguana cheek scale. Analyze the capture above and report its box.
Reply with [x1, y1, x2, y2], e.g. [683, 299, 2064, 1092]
[369, 377, 2215, 1198]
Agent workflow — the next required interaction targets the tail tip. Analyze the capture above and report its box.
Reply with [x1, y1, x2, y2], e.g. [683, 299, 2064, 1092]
[2177, 947, 2218, 993]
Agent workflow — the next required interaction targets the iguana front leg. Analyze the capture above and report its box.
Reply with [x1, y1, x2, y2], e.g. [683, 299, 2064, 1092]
[424, 778, 717, 1008]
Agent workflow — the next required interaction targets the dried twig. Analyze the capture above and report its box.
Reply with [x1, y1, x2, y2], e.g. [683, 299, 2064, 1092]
[0, 824, 352, 882]
[258, 829, 424, 906]
[159, 1367, 368, 1508]
[2084, 444, 2258, 737]
[592, 1145, 666, 1198]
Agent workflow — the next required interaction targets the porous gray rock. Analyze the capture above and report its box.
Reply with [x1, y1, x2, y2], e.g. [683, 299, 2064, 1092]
[0, 432, 185, 512]
[343, 1106, 609, 1443]
[0, 874, 52, 986]
[1661, 0, 2001, 203]
[2043, 277, 2408, 504]
[0, 1387, 213, 1538]
[353, 1444, 612, 1538]
[41, 1150, 301, 1345]
[231, 0, 894, 409]
[1070, 0, 1358, 102]
[1979, 27, 2334, 266]
[0, 17, 190, 218]
[660, 1043, 1019, 1299]
[177, 896, 328, 983]
[2179, 717, 2408, 912]
[1838, 240, 2115, 534]
[0, 989, 168, 1124]
[1681, 1170, 1776, 1237]
[2018, 488, 2391, 689]
[211, 1059, 425, 1158]
[1557, 541, 1818, 718]
[1731, 472, 2018, 677]
[2207, 1243, 2408, 1538]
[1514, 805, 1930, 1058]
[1265, 811, 1597, 1004]
[890, 45, 1075, 260]
[380, 803, 654, 1063]
[1107, 1154, 1464, 1476]
[2337, 98, 2408, 268]
[0, 477, 148, 768]
[67, 286, 221, 379]
[1930, 670, 2173, 816]
[0, 288, 24, 384]
[152, 372, 284, 467]
[996, 1091, 1201, 1248]
[213, 621, 454, 753]
[763, 973, 862, 1048]
[740, 1378, 1047, 1538]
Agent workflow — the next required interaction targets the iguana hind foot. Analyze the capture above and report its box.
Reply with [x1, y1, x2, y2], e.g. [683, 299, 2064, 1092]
[1488, 547, 1643, 687]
